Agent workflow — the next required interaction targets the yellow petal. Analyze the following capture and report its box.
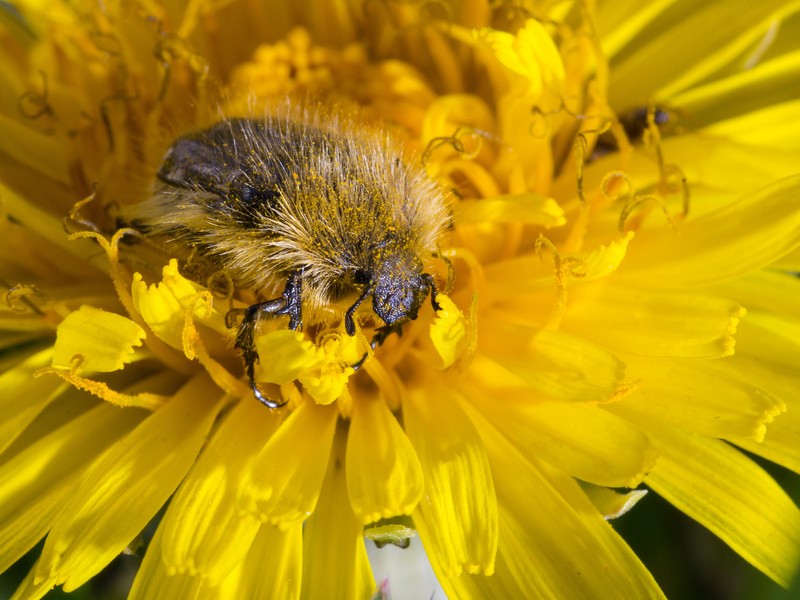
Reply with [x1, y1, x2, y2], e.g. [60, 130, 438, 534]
[735, 399, 800, 476]
[702, 99, 800, 152]
[617, 174, 800, 287]
[608, 0, 794, 106]
[663, 135, 800, 194]
[428, 294, 467, 370]
[422, 535, 525, 599]
[611, 356, 785, 443]
[0, 115, 70, 187]
[35, 375, 224, 592]
[128, 526, 204, 600]
[473, 19, 565, 102]
[298, 332, 362, 405]
[562, 285, 746, 358]
[720, 312, 800, 471]
[255, 330, 324, 385]
[711, 270, 800, 318]
[667, 50, 800, 128]
[252, 327, 361, 404]
[644, 427, 800, 588]
[495, 465, 664, 599]
[131, 259, 226, 351]
[159, 259, 227, 334]
[52, 305, 145, 372]
[160, 399, 281, 583]
[452, 194, 565, 227]
[734, 312, 800, 371]
[300, 368, 352, 405]
[404, 385, 497, 576]
[0, 403, 144, 574]
[217, 524, 303, 600]
[772, 243, 800, 270]
[131, 272, 184, 350]
[238, 401, 337, 527]
[9, 565, 56, 600]
[580, 232, 634, 280]
[466, 391, 658, 488]
[599, 0, 679, 59]
[301, 431, 375, 600]
[0, 182, 101, 270]
[442, 403, 666, 599]
[479, 325, 625, 403]
[0, 347, 64, 455]
[345, 395, 424, 523]
[482, 254, 554, 300]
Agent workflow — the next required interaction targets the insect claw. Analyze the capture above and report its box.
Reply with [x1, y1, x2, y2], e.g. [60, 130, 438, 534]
[251, 381, 287, 409]
[243, 350, 286, 408]
[350, 352, 368, 371]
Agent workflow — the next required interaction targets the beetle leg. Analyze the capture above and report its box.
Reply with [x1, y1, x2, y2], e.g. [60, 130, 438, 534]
[344, 282, 373, 336]
[231, 270, 303, 408]
[421, 273, 441, 311]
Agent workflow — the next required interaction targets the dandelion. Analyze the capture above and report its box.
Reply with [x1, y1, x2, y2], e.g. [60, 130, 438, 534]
[1, 1, 799, 599]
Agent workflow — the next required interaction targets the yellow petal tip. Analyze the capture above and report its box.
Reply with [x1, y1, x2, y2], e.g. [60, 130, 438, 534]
[52, 305, 145, 372]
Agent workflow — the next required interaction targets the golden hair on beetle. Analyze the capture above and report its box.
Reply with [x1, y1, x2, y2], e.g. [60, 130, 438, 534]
[129, 102, 451, 406]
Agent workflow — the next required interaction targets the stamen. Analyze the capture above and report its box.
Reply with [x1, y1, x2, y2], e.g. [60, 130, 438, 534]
[206, 270, 236, 313]
[421, 126, 486, 166]
[2, 282, 46, 315]
[574, 119, 613, 203]
[535, 234, 586, 330]
[602, 172, 678, 232]
[603, 380, 643, 405]
[442, 246, 485, 301]
[74, 228, 195, 375]
[17, 70, 53, 121]
[661, 163, 691, 218]
[529, 96, 597, 139]
[641, 105, 691, 218]
[528, 105, 554, 138]
[97, 92, 138, 152]
[88, 30, 124, 56]
[151, 24, 209, 101]
[225, 307, 247, 329]
[35, 362, 169, 411]
[65, 190, 103, 234]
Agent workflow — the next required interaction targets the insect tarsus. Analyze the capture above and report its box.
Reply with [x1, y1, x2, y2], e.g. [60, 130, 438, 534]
[233, 270, 303, 408]
[233, 269, 441, 406]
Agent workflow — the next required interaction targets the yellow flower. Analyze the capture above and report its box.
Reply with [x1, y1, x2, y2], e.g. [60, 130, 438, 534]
[1, 1, 799, 599]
